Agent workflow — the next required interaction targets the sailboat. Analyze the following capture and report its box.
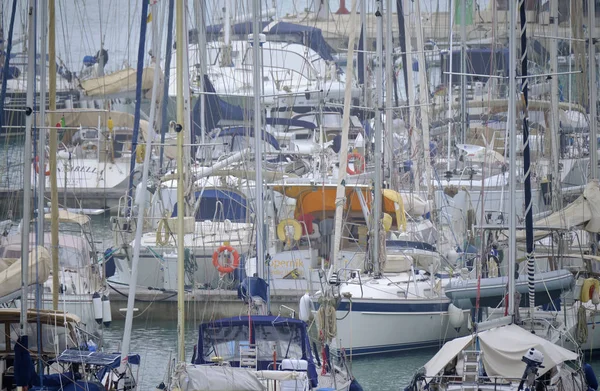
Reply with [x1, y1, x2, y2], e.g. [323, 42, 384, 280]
[165, 1, 360, 390]
[405, 2, 593, 390]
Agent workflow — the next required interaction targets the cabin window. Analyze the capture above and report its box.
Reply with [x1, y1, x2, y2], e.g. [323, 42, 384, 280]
[253, 324, 303, 361]
[201, 324, 250, 362]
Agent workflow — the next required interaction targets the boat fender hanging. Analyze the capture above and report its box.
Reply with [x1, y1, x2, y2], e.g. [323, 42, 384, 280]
[35, 156, 51, 176]
[212, 245, 240, 274]
[594, 286, 600, 305]
[102, 294, 112, 327]
[346, 152, 365, 175]
[299, 293, 313, 322]
[136, 144, 146, 164]
[581, 278, 600, 302]
[448, 303, 465, 332]
[276, 219, 302, 242]
[92, 292, 102, 325]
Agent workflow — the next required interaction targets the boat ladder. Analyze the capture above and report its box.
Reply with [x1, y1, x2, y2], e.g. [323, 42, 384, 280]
[461, 350, 482, 390]
[239, 342, 258, 369]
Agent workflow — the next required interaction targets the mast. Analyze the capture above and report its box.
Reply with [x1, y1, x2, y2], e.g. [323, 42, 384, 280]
[120, 0, 164, 372]
[331, 0, 358, 278]
[37, 0, 47, 247]
[125, 0, 150, 215]
[404, 0, 418, 193]
[193, 0, 206, 145]
[20, 0, 35, 341]
[159, 0, 174, 169]
[175, 0, 186, 363]
[49, 0, 59, 310]
[360, 0, 367, 106]
[589, 0, 597, 181]
[252, 0, 265, 283]
[460, 0, 467, 145]
[414, 0, 433, 210]
[507, 0, 517, 319]
[373, 0, 383, 276]
[385, 0, 394, 186]
[549, 0, 562, 211]
[518, 0, 535, 316]
[0, 0, 17, 132]
[446, 1, 455, 172]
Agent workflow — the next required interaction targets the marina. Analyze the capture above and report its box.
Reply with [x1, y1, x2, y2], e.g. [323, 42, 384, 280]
[3, 0, 600, 390]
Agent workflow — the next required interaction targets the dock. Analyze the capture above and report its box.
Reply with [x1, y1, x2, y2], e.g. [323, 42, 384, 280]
[107, 285, 305, 321]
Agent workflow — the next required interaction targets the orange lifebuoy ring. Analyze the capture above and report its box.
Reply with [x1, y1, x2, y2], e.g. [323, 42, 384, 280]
[212, 245, 240, 274]
[346, 152, 365, 175]
[35, 156, 51, 176]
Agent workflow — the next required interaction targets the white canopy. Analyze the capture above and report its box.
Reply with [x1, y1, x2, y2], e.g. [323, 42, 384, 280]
[516, 180, 600, 241]
[0, 246, 52, 302]
[424, 325, 578, 379]
[478, 324, 577, 378]
[424, 334, 475, 377]
[174, 364, 265, 391]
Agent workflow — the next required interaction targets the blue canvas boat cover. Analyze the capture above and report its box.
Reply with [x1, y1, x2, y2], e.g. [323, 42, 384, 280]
[194, 315, 318, 387]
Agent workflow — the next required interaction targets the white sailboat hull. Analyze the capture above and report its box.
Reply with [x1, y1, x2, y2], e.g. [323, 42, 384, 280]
[333, 299, 469, 356]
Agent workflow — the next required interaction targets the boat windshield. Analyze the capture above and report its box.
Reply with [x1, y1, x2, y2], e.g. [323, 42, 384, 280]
[201, 322, 304, 363]
[202, 324, 250, 362]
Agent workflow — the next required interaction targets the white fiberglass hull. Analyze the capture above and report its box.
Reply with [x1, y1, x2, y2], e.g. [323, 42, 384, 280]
[333, 298, 470, 356]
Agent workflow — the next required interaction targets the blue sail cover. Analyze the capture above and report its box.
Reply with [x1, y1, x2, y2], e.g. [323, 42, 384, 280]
[193, 315, 318, 387]
[265, 22, 334, 62]
[171, 189, 248, 223]
[204, 21, 334, 62]
[192, 75, 252, 136]
[237, 276, 268, 303]
[441, 48, 509, 84]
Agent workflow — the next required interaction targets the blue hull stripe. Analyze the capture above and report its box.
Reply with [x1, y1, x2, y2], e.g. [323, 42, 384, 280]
[338, 340, 445, 356]
[336, 301, 450, 313]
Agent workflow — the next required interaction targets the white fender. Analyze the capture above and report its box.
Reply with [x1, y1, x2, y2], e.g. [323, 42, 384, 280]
[448, 303, 465, 331]
[93, 292, 102, 324]
[102, 295, 112, 327]
[299, 293, 313, 322]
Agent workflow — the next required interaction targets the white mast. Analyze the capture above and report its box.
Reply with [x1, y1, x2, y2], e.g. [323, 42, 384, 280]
[414, 0, 433, 207]
[193, 0, 206, 145]
[175, 0, 186, 362]
[20, 1, 35, 338]
[446, 1, 455, 172]
[373, 0, 383, 276]
[549, 0, 561, 211]
[252, 0, 265, 284]
[37, 0, 47, 246]
[460, 0, 467, 145]
[507, 0, 517, 318]
[385, 0, 394, 186]
[404, 0, 419, 194]
[589, 0, 597, 181]
[119, 0, 164, 372]
[330, 0, 358, 277]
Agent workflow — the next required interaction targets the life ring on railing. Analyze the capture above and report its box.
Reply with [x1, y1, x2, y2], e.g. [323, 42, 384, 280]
[35, 156, 51, 176]
[346, 152, 365, 175]
[581, 278, 600, 302]
[276, 219, 302, 242]
[212, 245, 239, 274]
